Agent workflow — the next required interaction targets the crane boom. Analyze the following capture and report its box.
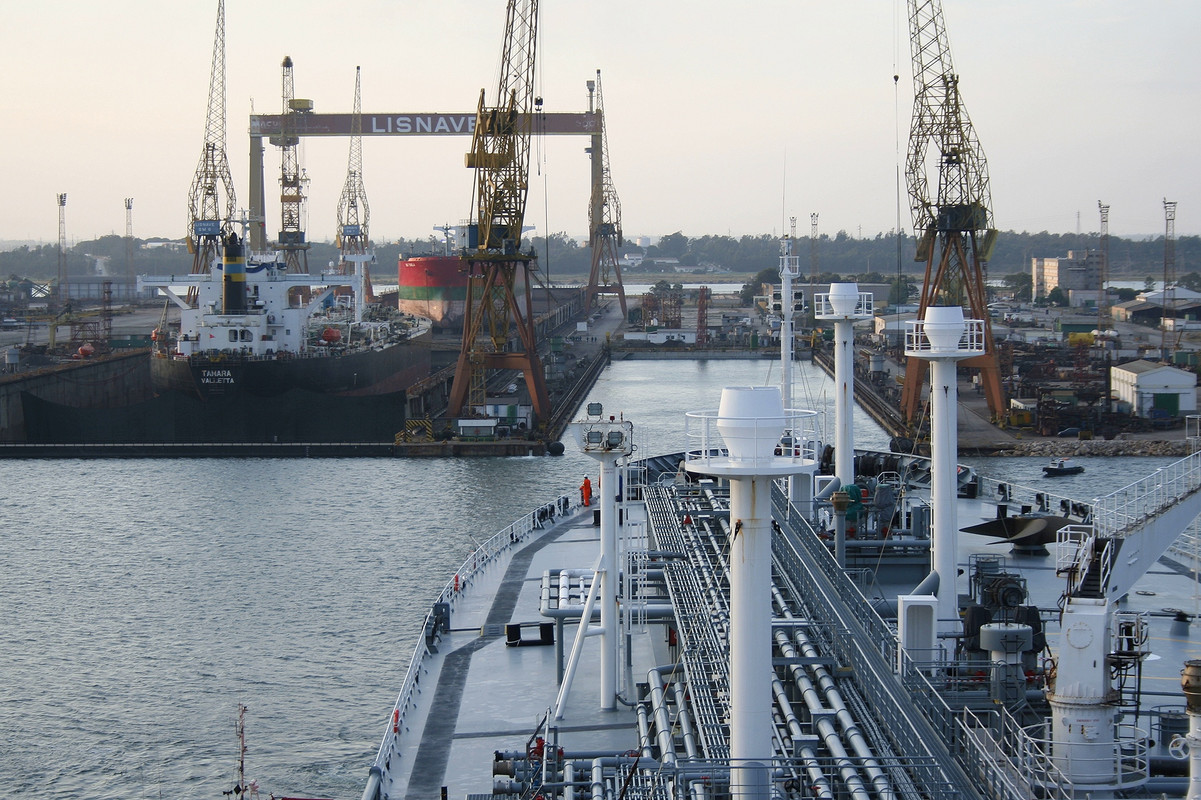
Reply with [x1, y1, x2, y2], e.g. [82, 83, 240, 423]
[186, 0, 236, 289]
[900, 0, 1006, 426]
[447, 0, 549, 424]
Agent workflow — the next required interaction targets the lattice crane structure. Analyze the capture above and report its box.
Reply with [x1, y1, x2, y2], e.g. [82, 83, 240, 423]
[584, 70, 627, 315]
[275, 56, 311, 274]
[124, 198, 135, 280]
[336, 67, 374, 303]
[899, 0, 1005, 425]
[186, 0, 236, 293]
[446, 0, 550, 423]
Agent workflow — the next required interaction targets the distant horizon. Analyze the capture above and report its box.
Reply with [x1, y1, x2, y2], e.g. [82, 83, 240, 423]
[0, 226, 1187, 253]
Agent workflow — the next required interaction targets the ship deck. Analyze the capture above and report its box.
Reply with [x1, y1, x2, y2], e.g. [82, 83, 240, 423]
[369, 459, 1201, 800]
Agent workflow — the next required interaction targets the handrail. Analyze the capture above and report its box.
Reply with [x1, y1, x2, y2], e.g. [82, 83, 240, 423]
[361, 493, 575, 800]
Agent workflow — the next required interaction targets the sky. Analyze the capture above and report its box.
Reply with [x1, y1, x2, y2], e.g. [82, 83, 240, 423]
[2, 0, 1200, 248]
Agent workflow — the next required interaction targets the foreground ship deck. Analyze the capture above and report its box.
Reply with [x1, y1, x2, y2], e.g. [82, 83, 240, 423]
[363, 443, 1201, 800]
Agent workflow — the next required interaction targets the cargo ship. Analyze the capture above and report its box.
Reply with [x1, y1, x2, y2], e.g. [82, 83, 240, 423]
[133, 235, 431, 442]
[397, 252, 530, 331]
[396, 255, 468, 330]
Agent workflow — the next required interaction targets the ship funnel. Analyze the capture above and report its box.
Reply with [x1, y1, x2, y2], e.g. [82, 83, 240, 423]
[222, 233, 247, 314]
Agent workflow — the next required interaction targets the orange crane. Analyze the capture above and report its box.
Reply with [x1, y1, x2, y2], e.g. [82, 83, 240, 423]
[899, 0, 1005, 425]
[446, 0, 549, 424]
[584, 70, 627, 315]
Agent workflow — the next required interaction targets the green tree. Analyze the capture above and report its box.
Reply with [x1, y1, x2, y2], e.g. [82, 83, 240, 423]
[1046, 286, 1068, 306]
[657, 232, 689, 259]
[739, 267, 778, 305]
[1002, 272, 1033, 302]
[1144, 276, 1157, 292]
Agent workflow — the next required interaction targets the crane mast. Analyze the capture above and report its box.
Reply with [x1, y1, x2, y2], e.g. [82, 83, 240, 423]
[585, 70, 627, 315]
[336, 67, 374, 305]
[186, 0, 237, 294]
[275, 56, 310, 274]
[337, 67, 370, 262]
[447, 0, 549, 423]
[900, 0, 1005, 425]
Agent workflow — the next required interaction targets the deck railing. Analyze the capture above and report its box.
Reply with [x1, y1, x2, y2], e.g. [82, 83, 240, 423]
[362, 493, 574, 800]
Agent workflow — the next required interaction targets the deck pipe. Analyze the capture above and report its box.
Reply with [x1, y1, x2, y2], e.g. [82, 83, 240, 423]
[646, 666, 680, 768]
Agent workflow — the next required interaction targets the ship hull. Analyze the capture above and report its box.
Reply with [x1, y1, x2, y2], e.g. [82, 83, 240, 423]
[396, 256, 467, 328]
[150, 334, 431, 401]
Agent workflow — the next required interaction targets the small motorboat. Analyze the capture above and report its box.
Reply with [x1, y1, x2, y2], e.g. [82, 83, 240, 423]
[1043, 457, 1084, 476]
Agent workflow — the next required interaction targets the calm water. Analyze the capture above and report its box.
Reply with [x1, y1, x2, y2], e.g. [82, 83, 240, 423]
[0, 359, 1172, 799]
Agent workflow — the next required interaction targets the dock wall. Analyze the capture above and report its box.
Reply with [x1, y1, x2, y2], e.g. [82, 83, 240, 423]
[0, 351, 153, 442]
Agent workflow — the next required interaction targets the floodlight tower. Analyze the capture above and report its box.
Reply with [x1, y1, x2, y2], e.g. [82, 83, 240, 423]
[124, 198, 135, 281]
[808, 213, 819, 326]
[1162, 199, 1178, 360]
[779, 219, 801, 409]
[573, 404, 633, 711]
[904, 306, 984, 649]
[1097, 202, 1110, 333]
[815, 283, 873, 486]
[685, 388, 817, 797]
[56, 193, 68, 308]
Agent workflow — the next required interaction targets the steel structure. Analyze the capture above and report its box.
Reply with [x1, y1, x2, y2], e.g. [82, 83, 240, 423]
[124, 198, 134, 280]
[56, 193, 68, 307]
[808, 212, 819, 326]
[1162, 199, 1178, 359]
[446, 0, 550, 423]
[275, 56, 310, 273]
[695, 286, 711, 347]
[336, 67, 370, 265]
[899, 0, 1005, 425]
[186, 0, 236, 290]
[335, 67, 374, 301]
[1098, 201, 1111, 332]
[584, 70, 627, 315]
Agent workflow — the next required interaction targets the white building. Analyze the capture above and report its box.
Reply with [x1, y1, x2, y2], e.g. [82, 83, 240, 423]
[1110, 360, 1197, 419]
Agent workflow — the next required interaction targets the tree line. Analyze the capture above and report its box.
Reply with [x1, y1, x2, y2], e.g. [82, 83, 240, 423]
[2, 229, 1195, 285]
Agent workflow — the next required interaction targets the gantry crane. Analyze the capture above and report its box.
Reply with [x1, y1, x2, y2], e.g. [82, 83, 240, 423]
[336, 66, 375, 304]
[899, 0, 1005, 425]
[274, 56, 311, 274]
[446, 0, 549, 423]
[186, 0, 236, 296]
[584, 70, 627, 315]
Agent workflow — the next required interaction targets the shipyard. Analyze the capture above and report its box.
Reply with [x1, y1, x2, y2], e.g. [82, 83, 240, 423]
[5, 1, 1201, 800]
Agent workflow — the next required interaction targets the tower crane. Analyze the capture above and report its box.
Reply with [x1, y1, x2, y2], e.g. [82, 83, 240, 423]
[274, 56, 311, 274]
[336, 66, 375, 305]
[899, 0, 1005, 425]
[446, 0, 550, 424]
[186, 0, 236, 297]
[584, 70, 627, 315]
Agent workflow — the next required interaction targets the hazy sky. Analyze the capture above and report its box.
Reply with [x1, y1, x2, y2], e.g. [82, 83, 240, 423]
[3, 1, 1199, 247]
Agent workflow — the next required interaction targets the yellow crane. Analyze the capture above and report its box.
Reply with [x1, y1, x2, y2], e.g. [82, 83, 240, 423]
[446, 0, 550, 423]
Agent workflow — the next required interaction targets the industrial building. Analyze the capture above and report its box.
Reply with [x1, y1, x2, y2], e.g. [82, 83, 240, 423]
[1110, 359, 1197, 419]
[1031, 249, 1103, 303]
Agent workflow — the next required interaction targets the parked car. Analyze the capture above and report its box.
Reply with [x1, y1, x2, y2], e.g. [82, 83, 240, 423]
[1056, 427, 1081, 438]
